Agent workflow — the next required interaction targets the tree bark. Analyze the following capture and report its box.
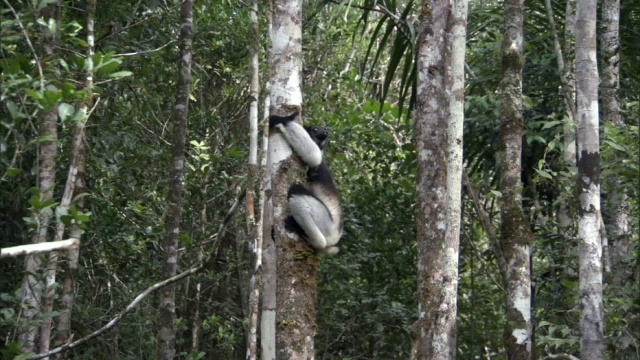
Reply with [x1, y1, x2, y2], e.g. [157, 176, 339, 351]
[156, 1, 193, 359]
[51, 0, 95, 353]
[562, 0, 577, 167]
[246, 0, 261, 358]
[498, 0, 534, 358]
[411, 0, 468, 358]
[600, 0, 629, 285]
[555, 0, 578, 235]
[37, 3, 63, 351]
[499, 0, 533, 359]
[267, 0, 318, 358]
[261, 1, 277, 358]
[575, 0, 604, 357]
[544, 0, 577, 123]
[18, 2, 59, 353]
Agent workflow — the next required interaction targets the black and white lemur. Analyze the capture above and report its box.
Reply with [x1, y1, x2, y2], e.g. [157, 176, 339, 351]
[269, 112, 343, 255]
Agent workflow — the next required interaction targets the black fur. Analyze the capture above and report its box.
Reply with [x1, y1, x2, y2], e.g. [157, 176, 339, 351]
[304, 125, 329, 150]
[269, 111, 299, 128]
[284, 216, 308, 238]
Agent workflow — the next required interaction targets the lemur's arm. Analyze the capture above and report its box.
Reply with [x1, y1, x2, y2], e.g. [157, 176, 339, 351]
[269, 112, 323, 167]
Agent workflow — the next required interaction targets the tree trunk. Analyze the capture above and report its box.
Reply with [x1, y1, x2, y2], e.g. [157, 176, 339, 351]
[246, 0, 261, 358]
[442, 0, 468, 356]
[190, 186, 208, 353]
[411, 0, 468, 358]
[562, 0, 577, 166]
[575, 0, 604, 357]
[544, 0, 576, 123]
[52, 0, 95, 353]
[18, 2, 59, 353]
[156, 1, 193, 359]
[37, 3, 63, 352]
[555, 0, 577, 234]
[261, 1, 277, 358]
[266, 0, 318, 358]
[600, 0, 629, 285]
[498, 0, 534, 358]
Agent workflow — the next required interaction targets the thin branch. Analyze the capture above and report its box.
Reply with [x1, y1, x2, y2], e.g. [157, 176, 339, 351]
[1, 239, 80, 259]
[3, 0, 44, 89]
[462, 172, 507, 285]
[95, 14, 158, 45]
[463, 229, 506, 294]
[114, 40, 176, 57]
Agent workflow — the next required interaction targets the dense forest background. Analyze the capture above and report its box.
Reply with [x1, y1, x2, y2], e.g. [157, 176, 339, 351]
[1, 0, 638, 359]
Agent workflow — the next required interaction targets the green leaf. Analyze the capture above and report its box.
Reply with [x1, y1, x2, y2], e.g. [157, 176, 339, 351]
[225, 148, 246, 158]
[5, 100, 22, 120]
[604, 140, 625, 151]
[109, 71, 133, 79]
[25, 89, 43, 101]
[7, 168, 21, 177]
[60, 214, 74, 226]
[43, 89, 62, 107]
[32, 135, 57, 144]
[535, 168, 553, 179]
[541, 120, 562, 130]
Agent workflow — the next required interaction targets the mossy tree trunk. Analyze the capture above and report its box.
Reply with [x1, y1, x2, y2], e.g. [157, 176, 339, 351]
[498, 0, 534, 358]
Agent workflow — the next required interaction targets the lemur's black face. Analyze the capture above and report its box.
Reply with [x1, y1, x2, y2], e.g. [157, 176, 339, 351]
[306, 125, 329, 150]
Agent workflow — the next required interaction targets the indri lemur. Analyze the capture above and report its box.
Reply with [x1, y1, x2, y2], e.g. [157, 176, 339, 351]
[269, 112, 343, 255]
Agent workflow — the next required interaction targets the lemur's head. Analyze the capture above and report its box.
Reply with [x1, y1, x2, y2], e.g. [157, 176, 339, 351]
[305, 125, 329, 150]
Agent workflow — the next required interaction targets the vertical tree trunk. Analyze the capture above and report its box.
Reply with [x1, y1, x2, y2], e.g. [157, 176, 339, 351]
[575, 0, 604, 357]
[38, 4, 63, 352]
[413, 2, 449, 354]
[190, 187, 208, 353]
[267, 0, 317, 358]
[411, 0, 468, 357]
[52, 0, 96, 352]
[246, 0, 261, 358]
[562, 0, 577, 167]
[156, 1, 193, 359]
[555, 0, 577, 230]
[544, 0, 576, 123]
[499, 0, 533, 359]
[442, 0, 468, 356]
[18, 2, 59, 353]
[498, 0, 533, 358]
[600, 0, 629, 285]
[261, 2, 277, 358]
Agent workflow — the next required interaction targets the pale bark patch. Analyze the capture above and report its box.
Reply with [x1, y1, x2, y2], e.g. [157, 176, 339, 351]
[418, 149, 432, 162]
[512, 328, 529, 345]
[268, 133, 292, 167]
[512, 285, 530, 323]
